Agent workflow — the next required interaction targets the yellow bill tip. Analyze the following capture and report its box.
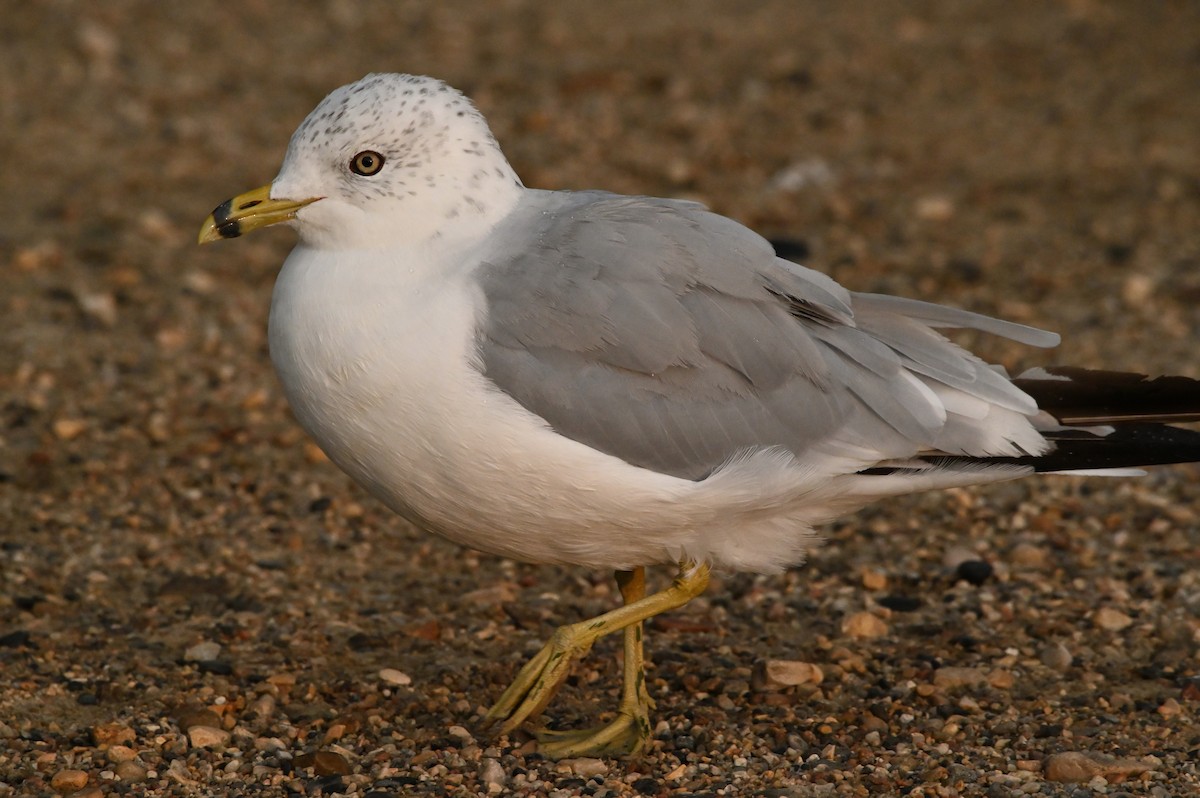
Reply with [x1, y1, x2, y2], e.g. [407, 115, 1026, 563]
[197, 185, 320, 245]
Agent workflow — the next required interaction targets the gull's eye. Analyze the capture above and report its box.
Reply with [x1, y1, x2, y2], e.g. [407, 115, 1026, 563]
[350, 150, 385, 176]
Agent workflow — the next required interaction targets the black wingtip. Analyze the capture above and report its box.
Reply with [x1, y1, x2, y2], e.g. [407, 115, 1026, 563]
[1016, 367, 1200, 425]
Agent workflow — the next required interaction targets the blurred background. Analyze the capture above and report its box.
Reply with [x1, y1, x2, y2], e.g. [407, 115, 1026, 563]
[2, 1, 1199, 795]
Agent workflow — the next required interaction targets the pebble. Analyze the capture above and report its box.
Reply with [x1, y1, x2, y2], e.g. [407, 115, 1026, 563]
[1157, 698, 1182, 718]
[50, 769, 89, 794]
[52, 418, 88, 441]
[73, 289, 118, 327]
[987, 668, 1014, 689]
[558, 757, 608, 777]
[1010, 542, 1049, 568]
[860, 568, 888, 590]
[914, 194, 956, 221]
[1039, 642, 1073, 671]
[378, 667, 412, 686]
[752, 659, 824, 690]
[175, 708, 222, 731]
[447, 725, 474, 744]
[105, 745, 137, 763]
[293, 750, 351, 776]
[954, 559, 994, 586]
[251, 692, 276, 718]
[114, 761, 147, 783]
[461, 581, 520, 605]
[842, 611, 888, 639]
[92, 723, 135, 748]
[941, 545, 977, 571]
[932, 667, 987, 690]
[1046, 751, 1156, 783]
[187, 725, 231, 748]
[1093, 607, 1133, 631]
[479, 758, 507, 793]
[184, 640, 222, 662]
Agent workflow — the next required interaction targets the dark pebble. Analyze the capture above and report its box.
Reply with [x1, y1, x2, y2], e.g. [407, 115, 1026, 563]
[877, 595, 922, 612]
[632, 776, 660, 795]
[955, 560, 994, 586]
[373, 776, 420, 787]
[0, 630, 33, 648]
[76, 692, 98, 705]
[199, 659, 234, 675]
[308, 497, 332, 513]
[311, 774, 346, 793]
[347, 633, 384, 651]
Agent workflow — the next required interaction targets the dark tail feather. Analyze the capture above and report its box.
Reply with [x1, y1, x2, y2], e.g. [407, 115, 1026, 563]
[941, 423, 1200, 473]
[1007, 367, 1200, 472]
[1013, 366, 1200, 425]
[870, 367, 1200, 476]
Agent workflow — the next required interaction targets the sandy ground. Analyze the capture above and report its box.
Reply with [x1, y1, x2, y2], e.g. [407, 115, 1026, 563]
[3, 1, 1200, 796]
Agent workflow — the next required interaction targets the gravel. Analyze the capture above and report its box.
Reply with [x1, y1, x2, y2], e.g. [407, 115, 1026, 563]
[2, 1, 1199, 795]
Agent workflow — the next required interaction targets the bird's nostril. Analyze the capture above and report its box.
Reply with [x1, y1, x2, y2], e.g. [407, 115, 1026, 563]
[239, 199, 263, 210]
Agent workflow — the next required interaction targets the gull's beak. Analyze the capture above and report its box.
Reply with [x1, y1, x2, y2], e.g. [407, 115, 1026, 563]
[197, 185, 321, 244]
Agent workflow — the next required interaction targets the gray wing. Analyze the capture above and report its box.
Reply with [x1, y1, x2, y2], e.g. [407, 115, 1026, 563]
[474, 190, 1056, 480]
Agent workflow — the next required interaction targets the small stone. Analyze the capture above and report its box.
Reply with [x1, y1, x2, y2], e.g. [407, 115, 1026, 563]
[932, 667, 987, 690]
[184, 641, 221, 662]
[74, 290, 118, 327]
[461, 582, 520, 605]
[1093, 607, 1133, 631]
[92, 723, 136, 748]
[322, 723, 347, 744]
[941, 545, 977, 570]
[175, 708, 222, 731]
[842, 611, 888, 639]
[1157, 698, 1182, 718]
[378, 667, 412, 686]
[914, 194, 955, 221]
[753, 659, 824, 690]
[987, 668, 1014, 690]
[665, 763, 687, 780]
[954, 559, 993, 586]
[1010, 542, 1048, 568]
[50, 770, 89, 793]
[558, 757, 608, 777]
[479, 758, 507, 793]
[114, 761, 147, 783]
[52, 418, 88, 441]
[1039, 642, 1073, 671]
[1043, 752, 1109, 783]
[1122, 273, 1155, 307]
[448, 725, 474, 744]
[106, 745, 137, 764]
[251, 693, 276, 718]
[860, 569, 887, 591]
[187, 725, 231, 749]
[294, 750, 351, 776]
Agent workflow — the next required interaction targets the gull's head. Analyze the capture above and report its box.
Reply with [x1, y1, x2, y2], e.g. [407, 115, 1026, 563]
[199, 73, 524, 250]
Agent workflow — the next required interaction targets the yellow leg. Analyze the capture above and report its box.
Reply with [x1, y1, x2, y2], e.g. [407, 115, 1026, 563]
[484, 561, 710, 757]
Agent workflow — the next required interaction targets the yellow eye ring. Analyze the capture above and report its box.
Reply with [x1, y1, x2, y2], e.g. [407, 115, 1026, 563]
[350, 151, 385, 176]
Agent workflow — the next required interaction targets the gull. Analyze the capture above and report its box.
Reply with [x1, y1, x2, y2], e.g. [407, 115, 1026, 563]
[200, 73, 1200, 757]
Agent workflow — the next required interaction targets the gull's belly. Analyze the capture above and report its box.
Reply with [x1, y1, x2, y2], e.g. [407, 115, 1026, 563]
[267, 246, 701, 567]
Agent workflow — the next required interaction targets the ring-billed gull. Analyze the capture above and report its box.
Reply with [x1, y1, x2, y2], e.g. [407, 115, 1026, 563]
[200, 73, 1200, 757]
